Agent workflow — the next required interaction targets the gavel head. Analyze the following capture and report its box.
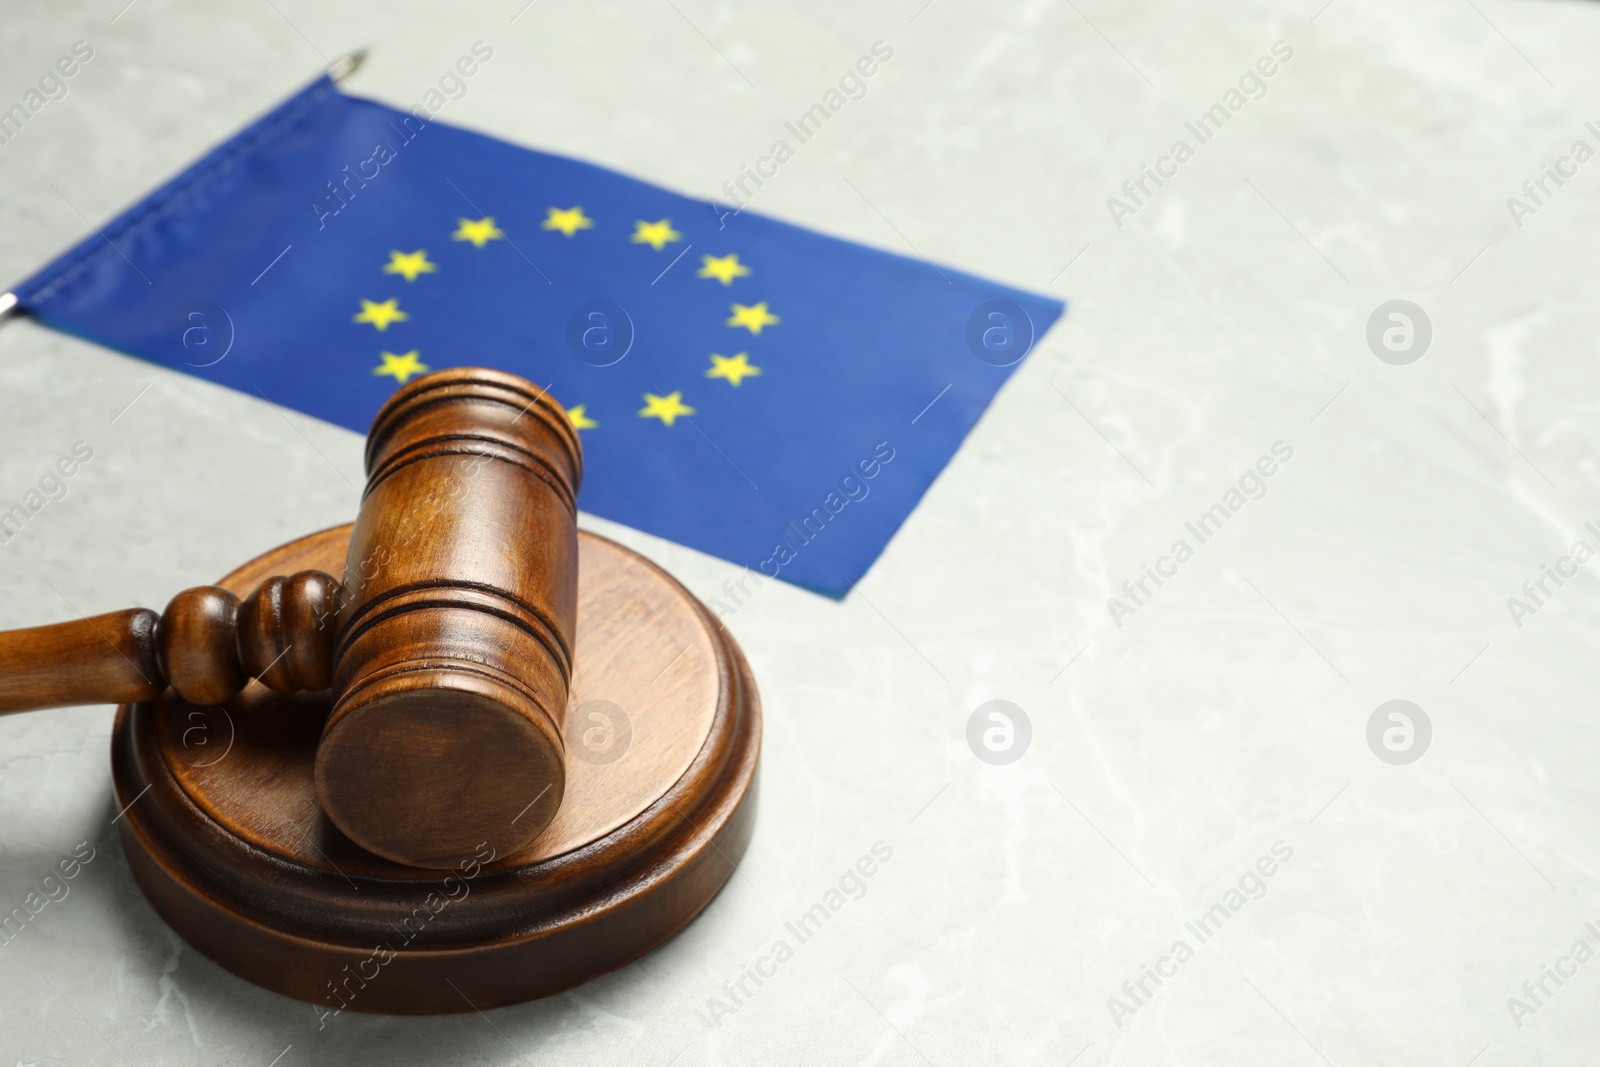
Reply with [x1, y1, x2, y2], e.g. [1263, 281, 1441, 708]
[313, 368, 583, 869]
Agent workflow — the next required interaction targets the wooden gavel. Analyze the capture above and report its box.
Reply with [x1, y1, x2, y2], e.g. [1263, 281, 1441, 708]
[0, 368, 582, 869]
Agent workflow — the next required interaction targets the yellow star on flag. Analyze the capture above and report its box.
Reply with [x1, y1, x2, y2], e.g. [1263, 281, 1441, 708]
[706, 352, 761, 386]
[631, 218, 682, 251]
[353, 298, 408, 331]
[726, 301, 779, 334]
[638, 391, 695, 427]
[382, 249, 437, 282]
[543, 206, 594, 237]
[452, 217, 504, 248]
[698, 253, 750, 285]
[373, 350, 430, 383]
[568, 404, 599, 430]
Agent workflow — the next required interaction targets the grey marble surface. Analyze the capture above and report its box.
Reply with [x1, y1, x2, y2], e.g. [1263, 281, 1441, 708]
[4, 0, 1600, 1063]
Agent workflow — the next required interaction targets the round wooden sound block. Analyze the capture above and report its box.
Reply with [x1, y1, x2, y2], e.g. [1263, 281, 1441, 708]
[110, 525, 760, 1015]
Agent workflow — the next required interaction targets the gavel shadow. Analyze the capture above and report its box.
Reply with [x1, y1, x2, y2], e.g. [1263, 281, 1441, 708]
[149, 688, 377, 870]
[96, 689, 683, 1062]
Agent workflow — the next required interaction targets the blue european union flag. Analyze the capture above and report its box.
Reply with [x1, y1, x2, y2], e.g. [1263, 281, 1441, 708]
[11, 75, 1063, 596]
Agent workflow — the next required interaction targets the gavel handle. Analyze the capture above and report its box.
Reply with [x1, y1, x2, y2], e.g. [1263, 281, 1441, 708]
[0, 571, 343, 715]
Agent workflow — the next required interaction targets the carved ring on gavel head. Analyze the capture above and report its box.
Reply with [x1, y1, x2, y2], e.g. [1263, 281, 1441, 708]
[317, 367, 582, 868]
[0, 367, 581, 869]
[2, 362, 762, 1012]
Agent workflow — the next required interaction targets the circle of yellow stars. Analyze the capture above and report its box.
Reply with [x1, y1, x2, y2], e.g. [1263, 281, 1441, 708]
[355, 210, 776, 427]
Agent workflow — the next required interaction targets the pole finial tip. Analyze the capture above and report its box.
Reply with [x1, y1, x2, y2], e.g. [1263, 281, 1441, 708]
[329, 49, 369, 84]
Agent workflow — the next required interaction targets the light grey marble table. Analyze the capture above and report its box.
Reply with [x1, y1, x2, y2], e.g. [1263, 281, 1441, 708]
[4, 0, 1600, 1063]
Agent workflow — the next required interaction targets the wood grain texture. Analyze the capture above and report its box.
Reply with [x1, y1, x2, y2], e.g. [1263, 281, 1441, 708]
[0, 573, 344, 714]
[158, 587, 247, 706]
[318, 367, 584, 867]
[0, 366, 585, 870]
[112, 522, 760, 1013]
[0, 609, 163, 713]
[238, 571, 341, 693]
[159, 525, 720, 868]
